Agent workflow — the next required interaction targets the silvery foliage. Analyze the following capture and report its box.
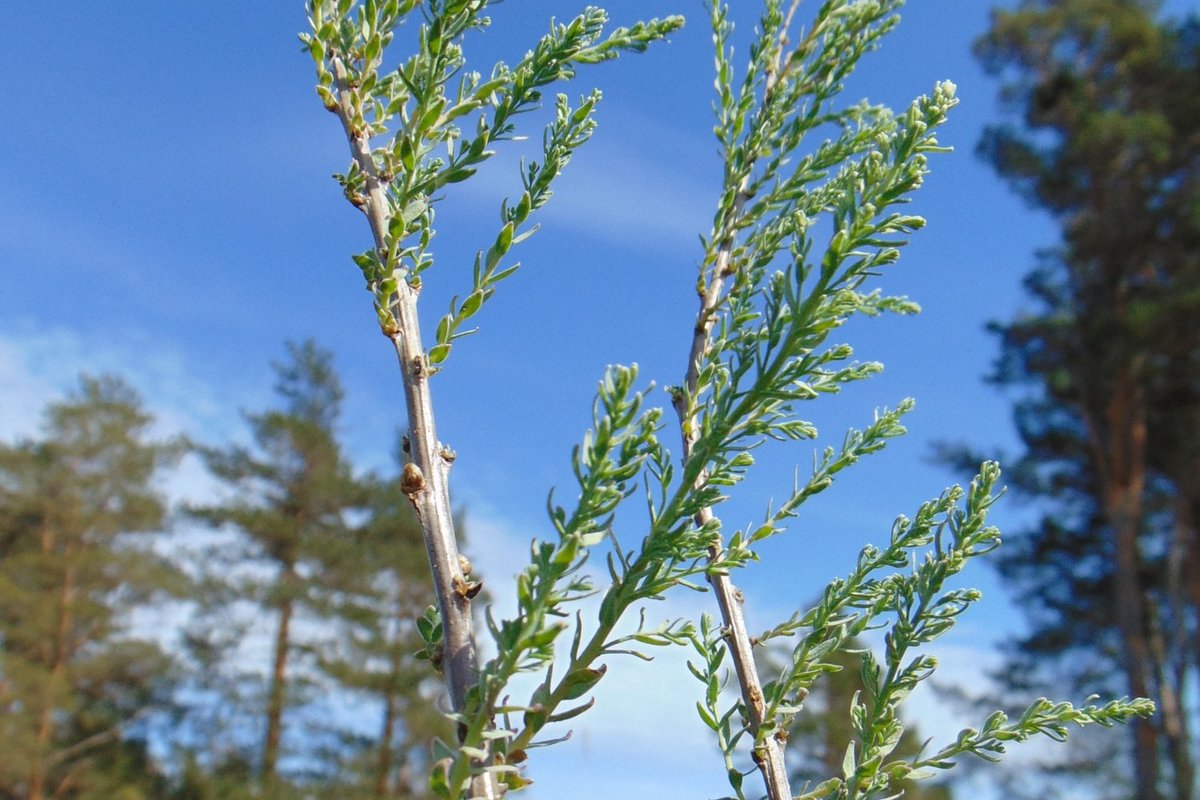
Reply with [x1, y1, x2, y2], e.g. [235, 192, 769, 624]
[304, 1, 1154, 798]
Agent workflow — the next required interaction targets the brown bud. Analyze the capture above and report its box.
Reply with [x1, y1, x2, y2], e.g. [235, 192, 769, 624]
[458, 553, 473, 576]
[453, 575, 483, 600]
[400, 462, 426, 496]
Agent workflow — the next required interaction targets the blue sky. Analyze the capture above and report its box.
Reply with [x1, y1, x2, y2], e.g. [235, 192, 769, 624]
[0, 1, 1133, 797]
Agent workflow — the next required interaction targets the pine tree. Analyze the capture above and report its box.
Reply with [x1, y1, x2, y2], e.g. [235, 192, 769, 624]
[0, 376, 181, 800]
[969, 2, 1200, 797]
[189, 340, 365, 792]
[307, 444, 455, 800]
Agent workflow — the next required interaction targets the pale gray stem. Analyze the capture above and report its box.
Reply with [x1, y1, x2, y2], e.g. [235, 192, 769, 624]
[670, 21, 815, 795]
[674, 207, 793, 800]
[330, 58, 500, 800]
[782, 0, 804, 39]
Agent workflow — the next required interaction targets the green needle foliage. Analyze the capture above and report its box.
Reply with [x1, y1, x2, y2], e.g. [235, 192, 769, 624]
[0, 376, 182, 800]
[781, 637, 952, 800]
[306, 1, 1154, 798]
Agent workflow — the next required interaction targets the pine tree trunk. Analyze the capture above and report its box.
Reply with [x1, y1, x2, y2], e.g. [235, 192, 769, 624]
[1179, 492, 1200, 688]
[1149, 615, 1193, 800]
[375, 665, 399, 797]
[1162, 493, 1196, 800]
[262, 565, 297, 780]
[1112, 508, 1159, 800]
[29, 526, 74, 800]
[1101, 368, 1159, 800]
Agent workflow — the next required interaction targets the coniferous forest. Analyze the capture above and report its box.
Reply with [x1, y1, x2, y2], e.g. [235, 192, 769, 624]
[0, 342, 452, 800]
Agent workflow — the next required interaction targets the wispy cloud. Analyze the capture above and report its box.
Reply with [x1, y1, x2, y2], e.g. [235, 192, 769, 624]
[0, 326, 244, 504]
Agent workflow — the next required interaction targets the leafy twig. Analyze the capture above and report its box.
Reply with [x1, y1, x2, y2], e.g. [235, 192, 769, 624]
[305, 3, 681, 796]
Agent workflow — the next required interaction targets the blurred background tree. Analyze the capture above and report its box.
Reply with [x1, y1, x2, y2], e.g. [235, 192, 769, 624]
[0, 376, 182, 800]
[0, 340, 456, 800]
[945, 1, 1200, 798]
[178, 341, 450, 800]
[305, 444, 458, 800]
[188, 339, 364, 793]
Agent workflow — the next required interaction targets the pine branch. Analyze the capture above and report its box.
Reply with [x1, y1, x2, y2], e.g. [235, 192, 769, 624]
[303, 3, 1158, 799]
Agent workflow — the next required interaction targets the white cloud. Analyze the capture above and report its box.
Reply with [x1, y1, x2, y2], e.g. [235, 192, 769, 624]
[539, 145, 716, 250]
[0, 334, 61, 441]
[0, 328, 228, 436]
[0, 327, 242, 504]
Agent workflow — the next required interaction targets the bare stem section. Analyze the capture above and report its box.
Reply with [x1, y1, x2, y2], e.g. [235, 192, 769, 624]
[669, 9, 809, 793]
[330, 55, 479, 715]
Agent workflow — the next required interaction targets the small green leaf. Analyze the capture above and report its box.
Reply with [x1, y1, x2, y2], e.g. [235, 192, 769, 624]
[496, 221, 515, 254]
[696, 701, 719, 731]
[727, 768, 744, 794]
[523, 705, 547, 733]
[547, 696, 595, 723]
[419, 96, 447, 131]
[560, 664, 606, 700]
[428, 760, 452, 799]
[435, 315, 453, 345]
[500, 771, 534, 791]
[842, 741, 858, 780]
[442, 166, 476, 184]
[399, 195, 428, 226]
[459, 290, 485, 320]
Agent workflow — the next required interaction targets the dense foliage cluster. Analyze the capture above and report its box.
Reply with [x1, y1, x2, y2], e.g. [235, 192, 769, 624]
[305, 1, 1153, 799]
